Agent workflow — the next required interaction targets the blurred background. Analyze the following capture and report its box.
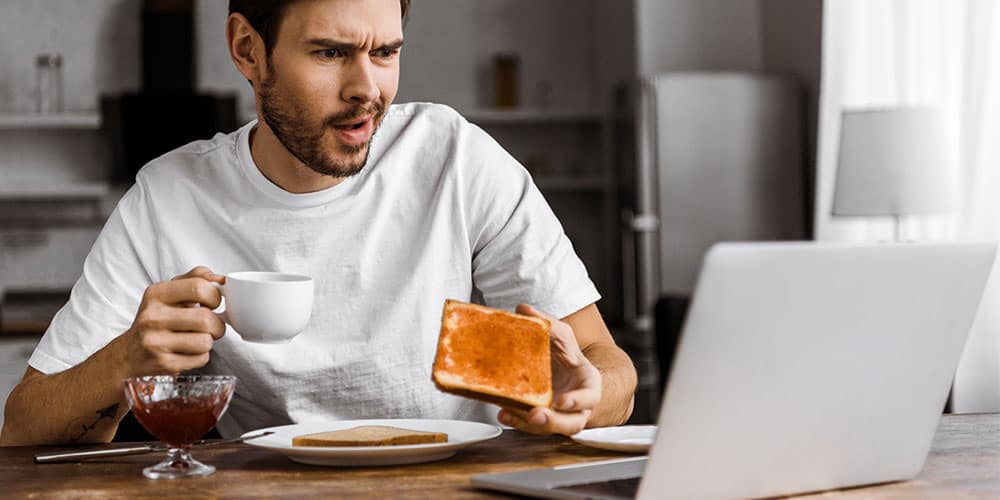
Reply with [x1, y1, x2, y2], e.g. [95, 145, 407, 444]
[1, 0, 998, 427]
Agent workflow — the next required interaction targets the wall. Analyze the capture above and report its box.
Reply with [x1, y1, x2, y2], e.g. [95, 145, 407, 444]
[0, 0, 256, 188]
[628, 0, 822, 237]
[629, 0, 822, 120]
[0, 0, 639, 187]
[395, 0, 600, 112]
[0, 0, 139, 114]
[761, 0, 823, 236]
[634, 0, 764, 75]
[0, 0, 822, 182]
[0, 0, 139, 187]
[185, 0, 607, 116]
[195, 0, 255, 117]
[595, 0, 638, 110]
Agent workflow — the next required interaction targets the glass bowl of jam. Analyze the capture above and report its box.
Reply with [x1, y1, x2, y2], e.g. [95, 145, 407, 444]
[124, 375, 237, 479]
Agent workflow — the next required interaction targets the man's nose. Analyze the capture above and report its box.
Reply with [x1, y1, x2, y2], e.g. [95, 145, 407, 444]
[341, 58, 380, 105]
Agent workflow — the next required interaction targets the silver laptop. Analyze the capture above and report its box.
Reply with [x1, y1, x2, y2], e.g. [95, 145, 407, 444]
[473, 241, 996, 499]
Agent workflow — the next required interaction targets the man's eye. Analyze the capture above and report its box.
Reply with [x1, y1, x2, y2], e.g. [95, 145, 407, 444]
[317, 49, 345, 59]
[373, 48, 400, 58]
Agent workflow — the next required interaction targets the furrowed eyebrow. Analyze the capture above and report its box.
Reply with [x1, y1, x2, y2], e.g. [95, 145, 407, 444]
[304, 38, 358, 51]
[376, 39, 405, 52]
[304, 38, 404, 52]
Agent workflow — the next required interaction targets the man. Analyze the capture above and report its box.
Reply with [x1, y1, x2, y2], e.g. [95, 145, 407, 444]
[0, 0, 636, 446]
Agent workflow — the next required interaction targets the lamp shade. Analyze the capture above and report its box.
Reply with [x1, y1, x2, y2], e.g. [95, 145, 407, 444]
[832, 108, 955, 216]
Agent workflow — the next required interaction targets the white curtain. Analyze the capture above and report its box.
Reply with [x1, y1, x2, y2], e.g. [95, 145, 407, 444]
[817, 0, 1000, 411]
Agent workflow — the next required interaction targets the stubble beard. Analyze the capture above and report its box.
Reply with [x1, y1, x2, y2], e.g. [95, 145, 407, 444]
[258, 71, 385, 179]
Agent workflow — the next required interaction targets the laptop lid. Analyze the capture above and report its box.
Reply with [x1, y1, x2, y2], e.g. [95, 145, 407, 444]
[472, 241, 996, 500]
[638, 241, 996, 499]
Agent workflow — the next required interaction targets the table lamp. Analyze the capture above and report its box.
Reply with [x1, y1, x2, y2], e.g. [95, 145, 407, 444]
[832, 108, 955, 241]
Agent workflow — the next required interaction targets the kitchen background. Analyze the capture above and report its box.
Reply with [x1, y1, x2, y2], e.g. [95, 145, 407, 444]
[2, 0, 823, 427]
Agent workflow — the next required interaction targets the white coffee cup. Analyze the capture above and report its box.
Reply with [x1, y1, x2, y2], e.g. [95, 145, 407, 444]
[213, 272, 314, 344]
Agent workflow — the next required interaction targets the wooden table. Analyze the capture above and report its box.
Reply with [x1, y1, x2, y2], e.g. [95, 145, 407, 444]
[1, 413, 997, 498]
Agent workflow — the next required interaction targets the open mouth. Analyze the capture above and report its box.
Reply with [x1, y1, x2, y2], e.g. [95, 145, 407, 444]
[334, 118, 369, 130]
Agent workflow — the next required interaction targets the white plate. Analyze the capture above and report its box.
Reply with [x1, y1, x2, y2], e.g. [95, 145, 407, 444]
[241, 418, 502, 466]
[570, 425, 656, 453]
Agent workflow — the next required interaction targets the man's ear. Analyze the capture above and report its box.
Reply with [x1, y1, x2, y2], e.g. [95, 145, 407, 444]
[227, 12, 265, 87]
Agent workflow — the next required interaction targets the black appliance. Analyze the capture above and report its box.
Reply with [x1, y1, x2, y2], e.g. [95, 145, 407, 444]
[103, 0, 238, 183]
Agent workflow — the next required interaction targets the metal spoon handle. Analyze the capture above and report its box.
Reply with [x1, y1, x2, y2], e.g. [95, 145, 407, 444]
[34, 445, 154, 464]
[33, 431, 273, 464]
[190, 431, 274, 448]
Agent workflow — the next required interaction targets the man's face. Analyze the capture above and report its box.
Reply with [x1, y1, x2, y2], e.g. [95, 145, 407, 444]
[258, 0, 403, 178]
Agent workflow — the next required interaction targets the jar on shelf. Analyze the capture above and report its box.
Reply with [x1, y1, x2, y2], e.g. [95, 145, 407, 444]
[493, 53, 519, 109]
[35, 53, 63, 114]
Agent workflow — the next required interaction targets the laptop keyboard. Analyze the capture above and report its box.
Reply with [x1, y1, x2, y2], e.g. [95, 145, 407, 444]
[553, 477, 642, 499]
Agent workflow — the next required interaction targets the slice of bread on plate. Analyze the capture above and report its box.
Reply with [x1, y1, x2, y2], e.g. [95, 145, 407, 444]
[292, 425, 448, 447]
[432, 299, 552, 411]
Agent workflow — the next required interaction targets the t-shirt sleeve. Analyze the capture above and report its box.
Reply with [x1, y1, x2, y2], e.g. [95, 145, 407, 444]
[460, 123, 601, 319]
[28, 179, 159, 374]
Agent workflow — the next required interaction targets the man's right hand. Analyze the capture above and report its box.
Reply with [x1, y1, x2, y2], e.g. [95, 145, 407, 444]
[0, 266, 229, 446]
[116, 266, 227, 377]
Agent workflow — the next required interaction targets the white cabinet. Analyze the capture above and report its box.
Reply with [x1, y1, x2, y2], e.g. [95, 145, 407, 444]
[0, 226, 101, 291]
[0, 191, 110, 294]
[0, 336, 38, 429]
[0, 186, 122, 345]
[0, 184, 123, 292]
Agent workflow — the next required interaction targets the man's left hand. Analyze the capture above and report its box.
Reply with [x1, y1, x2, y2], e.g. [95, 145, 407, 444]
[496, 304, 602, 436]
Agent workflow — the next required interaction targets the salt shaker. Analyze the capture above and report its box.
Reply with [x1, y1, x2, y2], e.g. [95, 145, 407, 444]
[36, 53, 63, 113]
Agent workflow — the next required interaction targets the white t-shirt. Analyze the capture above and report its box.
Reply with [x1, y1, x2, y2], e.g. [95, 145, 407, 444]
[29, 102, 600, 437]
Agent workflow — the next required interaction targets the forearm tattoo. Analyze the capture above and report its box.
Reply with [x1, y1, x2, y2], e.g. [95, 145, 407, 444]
[68, 403, 120, 443]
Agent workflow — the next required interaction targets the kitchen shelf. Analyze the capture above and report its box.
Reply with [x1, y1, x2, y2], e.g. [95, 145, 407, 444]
[0, 113, 101, 129]
[0, 182, 114, 229]
[0, 182, 110, 200]
[464, 108, 605, 125]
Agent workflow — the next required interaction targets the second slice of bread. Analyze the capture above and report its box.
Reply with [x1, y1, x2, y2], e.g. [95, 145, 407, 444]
[432, 300, 552, 410]
[291, 425, 448, 447]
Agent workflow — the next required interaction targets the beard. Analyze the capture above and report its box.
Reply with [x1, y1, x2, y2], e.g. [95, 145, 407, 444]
[258, 72, 385, 179]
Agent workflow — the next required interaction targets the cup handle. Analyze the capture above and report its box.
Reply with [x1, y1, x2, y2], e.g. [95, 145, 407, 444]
[209, 282, 228, 324]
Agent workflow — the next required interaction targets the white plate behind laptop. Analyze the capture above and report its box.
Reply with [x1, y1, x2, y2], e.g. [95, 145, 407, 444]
[571, 426, 656, 453]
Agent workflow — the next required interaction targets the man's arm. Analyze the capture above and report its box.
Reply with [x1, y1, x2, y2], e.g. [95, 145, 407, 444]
[1, 355, 132, 446]
[0, 268, 226, 447]
[563, 304, 636, 427]
[498, 303, 637, 435]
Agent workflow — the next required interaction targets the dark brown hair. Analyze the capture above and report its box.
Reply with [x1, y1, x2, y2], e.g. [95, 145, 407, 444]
[229, 0, 411, 56]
